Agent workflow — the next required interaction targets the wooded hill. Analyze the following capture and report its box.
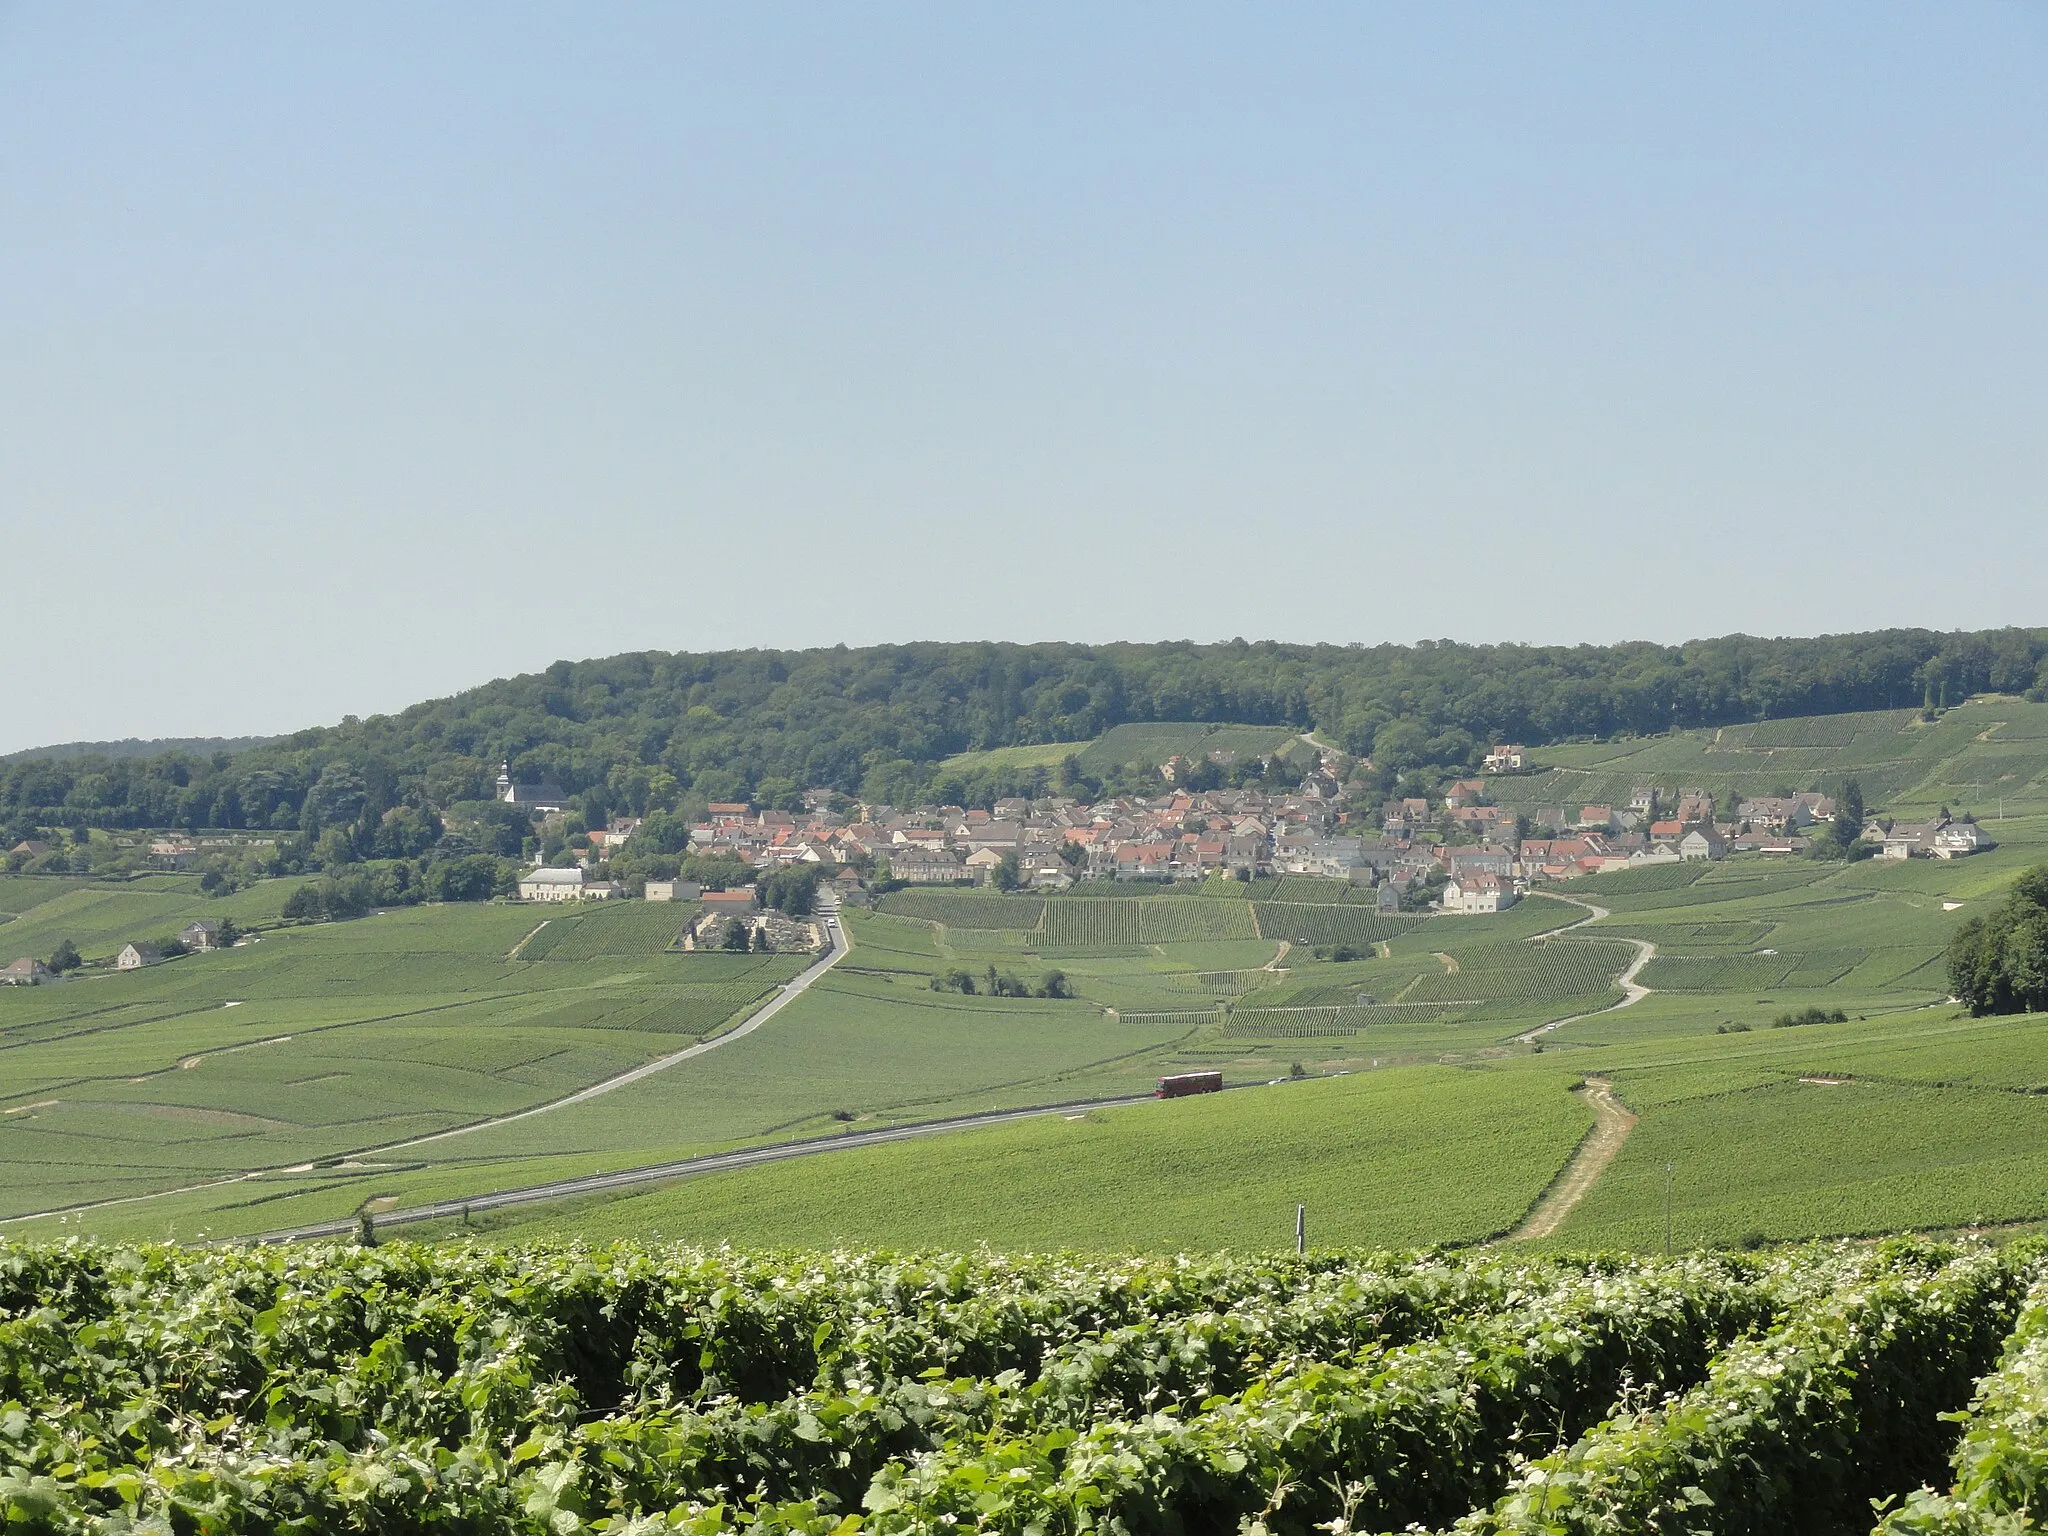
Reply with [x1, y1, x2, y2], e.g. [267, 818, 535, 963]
[6, 629, 2047, 834]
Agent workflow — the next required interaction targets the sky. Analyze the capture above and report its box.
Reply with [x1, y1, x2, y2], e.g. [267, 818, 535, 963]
[2, 4, 2045, 752]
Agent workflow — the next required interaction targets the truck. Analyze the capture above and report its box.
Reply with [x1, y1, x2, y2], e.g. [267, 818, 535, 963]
[1155, 1071, 1223, 1099]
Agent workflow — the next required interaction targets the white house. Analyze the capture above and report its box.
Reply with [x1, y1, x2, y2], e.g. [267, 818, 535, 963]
[1932, 822, 1993, 859]
[116, 943, 161, 970]
[1443, 873, 1518, 914]
[519, 867, 606, 901]
[1483, 745, 1527, 772]
[1678, 828, 1726, 861]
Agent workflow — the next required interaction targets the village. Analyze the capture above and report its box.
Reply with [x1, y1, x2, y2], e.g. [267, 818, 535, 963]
[505, 741, 1995, 919]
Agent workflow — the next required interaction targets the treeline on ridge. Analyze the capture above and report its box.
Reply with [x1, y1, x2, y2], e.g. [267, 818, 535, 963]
[5, 628, 2045, 845]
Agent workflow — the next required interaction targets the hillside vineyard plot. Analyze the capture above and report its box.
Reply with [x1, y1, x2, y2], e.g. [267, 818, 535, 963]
[0, 1239, 2036, 1535]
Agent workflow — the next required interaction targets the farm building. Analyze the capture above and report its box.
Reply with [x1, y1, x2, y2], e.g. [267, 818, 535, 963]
[1, 957, 53, 985]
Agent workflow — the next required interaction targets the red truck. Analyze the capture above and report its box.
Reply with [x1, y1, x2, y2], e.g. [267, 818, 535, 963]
[1155, 1071, 1223, 1099]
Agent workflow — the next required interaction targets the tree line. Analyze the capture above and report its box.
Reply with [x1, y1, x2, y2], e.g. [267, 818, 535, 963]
[4, 629, 2044, 851]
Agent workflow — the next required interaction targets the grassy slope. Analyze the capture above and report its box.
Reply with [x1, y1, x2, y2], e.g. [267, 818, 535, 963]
[12, 748, 2048, 1251]
[1489, 697, 2048, 817]
[433, 1063, 1594, 1252]
[0, 901, 805, 1221]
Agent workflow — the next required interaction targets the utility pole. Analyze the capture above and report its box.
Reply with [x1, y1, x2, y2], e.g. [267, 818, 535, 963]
[1663, 1163, 1674, 1255]
[1295, 1203, 1306, 1256]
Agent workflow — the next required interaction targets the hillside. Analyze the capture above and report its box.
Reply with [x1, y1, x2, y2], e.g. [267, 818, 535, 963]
[1495, 696, 2048, 817]
[10, 800, 2046, 1250]
[5, 629, 2045, 838]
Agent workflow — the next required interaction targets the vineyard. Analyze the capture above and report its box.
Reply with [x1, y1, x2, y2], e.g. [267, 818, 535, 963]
[0, 1239, 2039, 1535]
[1250, 902, 1413, 948]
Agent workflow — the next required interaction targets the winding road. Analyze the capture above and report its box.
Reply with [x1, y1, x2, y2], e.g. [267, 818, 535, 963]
[4, 900, 854, 1229]
[1514, 894, 1657, 1043]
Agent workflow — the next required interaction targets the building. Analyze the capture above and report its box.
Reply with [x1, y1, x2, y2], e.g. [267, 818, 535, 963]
[1, 957, 53, 986]
[889, 848, 967, 884]
[644, 879, 703, 902]
[1483, 745, 1527, 772]
[1678, 827, 1727, 861]
[1932, 822, 1994, 859]
[518, 866, 598, 901]
[117, 943, 162, 970]
[495, 762, 570, 813]
[181, 920, 223, 952]
[701, 887, 760, 916]
[1443, 873, 1518, 914]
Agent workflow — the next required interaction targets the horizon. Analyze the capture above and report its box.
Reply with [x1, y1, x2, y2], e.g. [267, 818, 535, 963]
[4, 4, 2045, 751]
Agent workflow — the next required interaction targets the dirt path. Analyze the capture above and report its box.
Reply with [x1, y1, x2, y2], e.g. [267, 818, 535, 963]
[1513, 894, 1656, 1043]
[1265, 940, 1292, 970]
[1434, 951, 1459, 974]
[1507, 1076, 1637, 1241]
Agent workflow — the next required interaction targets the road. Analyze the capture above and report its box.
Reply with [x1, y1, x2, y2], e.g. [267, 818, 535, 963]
[1503, 1075, 1638, 1241]
[253, 1091, 1160, 1242]
[382, 898, 852, 1153]
[1514, 894, 1657, 1043]
[4, 900, 855, 1229]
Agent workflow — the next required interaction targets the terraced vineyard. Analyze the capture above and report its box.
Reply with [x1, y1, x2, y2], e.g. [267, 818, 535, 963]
[1, 1238, 2036, 1535]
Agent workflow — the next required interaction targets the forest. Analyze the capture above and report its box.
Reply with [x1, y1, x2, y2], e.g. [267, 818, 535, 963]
[5, 628, 2045, 846]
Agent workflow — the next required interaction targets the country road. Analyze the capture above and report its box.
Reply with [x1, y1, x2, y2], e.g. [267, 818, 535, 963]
[384, 898, 852, 1152]
[4, 899, 854, 1229]
[253, 1092, 1161, 1242]
[1515, 893, 1656, 1043]
[1505, 1076, 1637, 1241]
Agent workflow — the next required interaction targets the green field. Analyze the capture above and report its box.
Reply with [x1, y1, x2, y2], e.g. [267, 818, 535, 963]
[1494, 697, 2048, 818]
[7, 789, 2048, 1254]
[455, 1063, 1592, 1250]
[1075, 720, 1303, 772]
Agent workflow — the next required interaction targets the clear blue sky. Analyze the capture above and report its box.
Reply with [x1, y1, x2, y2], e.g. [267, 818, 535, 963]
[2, 4, 2044, 751]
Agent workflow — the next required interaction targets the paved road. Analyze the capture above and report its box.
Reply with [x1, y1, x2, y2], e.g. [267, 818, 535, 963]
[255, 1092, 1159, 1242]
[383, 899, 853, 1154]
[5, 901, 855, 1229]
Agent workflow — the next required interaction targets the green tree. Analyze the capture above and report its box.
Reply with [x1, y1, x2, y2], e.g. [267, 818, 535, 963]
[46, 938, 80, 973]
[992, 852, 1022, 892]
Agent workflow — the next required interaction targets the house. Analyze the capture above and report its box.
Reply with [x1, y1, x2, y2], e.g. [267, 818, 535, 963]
[1483, 745, 1527, 772]
[889, 849, 967, 884]
[1577, 806, 1616, 832]
[1443, 873, 1517, 914]
[149, 840, 198, 869]
[1628, 787, 1658, 816]
[1376, 882, 1402, 913]
[1, 957, 53, 986]
[644, 879, 703, 902]
[10, 839, 50, 859]
[518, 866, 599, 901]
[1678, 827, 1726, 861]
[1649, 819, 1685, 846]
[1444, 779, 1488, 807]
[1628, 844, 1683, 866]
[1932, 822, 1994, 859]
[964, 846, 1010, 883]
[1880, 823, 1936, 860]
[180, 920, 223, 951]
[1114, 842, 1175, 880]
[117, 943, 162, 970]
[496, 762, 570, 813]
